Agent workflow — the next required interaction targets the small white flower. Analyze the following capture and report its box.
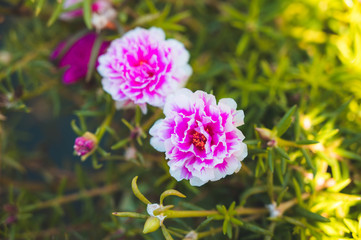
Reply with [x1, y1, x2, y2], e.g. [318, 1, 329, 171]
[266, 203, 280, 217]
[147, 203, 166, 223]
[92, 7, 117, 32]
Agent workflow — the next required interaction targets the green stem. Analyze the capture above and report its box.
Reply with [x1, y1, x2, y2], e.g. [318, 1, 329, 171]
[276, 138, 300, 148]
[197, 227, 223, 239]
[112, 212, 147, 218]
[162, 210, 218, 218]
[264, 222, 276, 240]
[0, 51, 39, 82]
[235, 207, 268, 215]
[96, 104, 116, 141]
[277, 138, 314, 149]
[141, 108, 163, 132]
[159, 206, 268, 218]
[22, 183, 120, 212]
[21, 81, 58, 100]
[278, 192, 310, 215]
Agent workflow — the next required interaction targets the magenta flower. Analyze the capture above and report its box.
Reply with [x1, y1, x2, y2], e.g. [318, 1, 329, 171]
[73, 132, 98, 160]
[97, 27, 192, 114]
[74, 137, 94, 156]
[51, 33, 110, 84]
[149, 89, 247, 186]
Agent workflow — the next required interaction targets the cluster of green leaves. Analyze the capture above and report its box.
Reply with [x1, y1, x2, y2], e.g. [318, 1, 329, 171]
[1, 0, 361, 239]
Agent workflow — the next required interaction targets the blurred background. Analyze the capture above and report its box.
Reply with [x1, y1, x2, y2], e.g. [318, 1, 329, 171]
[1, 0, 361, 239]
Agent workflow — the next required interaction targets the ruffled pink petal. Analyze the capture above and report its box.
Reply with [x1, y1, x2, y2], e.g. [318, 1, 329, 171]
[149, 88, 248, 186]
[63, 65, 86, 84]
[97, 27, 192, 111]
[233, 110, 245, 127]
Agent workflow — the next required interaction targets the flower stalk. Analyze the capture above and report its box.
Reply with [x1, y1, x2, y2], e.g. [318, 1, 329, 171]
[95, 103, 116, 141]
[154, 209, 218, 218]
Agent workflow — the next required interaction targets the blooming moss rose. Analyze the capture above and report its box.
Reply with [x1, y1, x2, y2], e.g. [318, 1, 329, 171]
[97, 27, 192, 113]
[149, 89, 247, 186]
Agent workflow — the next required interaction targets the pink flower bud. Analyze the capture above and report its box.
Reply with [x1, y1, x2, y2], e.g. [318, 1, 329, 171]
[73, 132, 98, 160]
[5, 215, 17, 225]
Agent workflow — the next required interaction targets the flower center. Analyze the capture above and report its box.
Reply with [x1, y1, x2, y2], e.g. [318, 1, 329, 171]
[137, 60, 154, 77]
[192, 131, 207, 150]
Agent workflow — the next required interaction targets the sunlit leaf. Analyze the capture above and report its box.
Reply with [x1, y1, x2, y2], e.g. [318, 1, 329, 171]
[160, 190, 186, 205]
[83, 0, 92, 29]
[294, 206, 330, 223]
[275, 147, 290, 160]
[268, 149, 274, 173]
[343, 218, 358, 233]
[131, 176, 151, 205]
[275, 105, 297, 137]
[240, 222, 272, 236]
[35, 0, 46, 16]
[161, 225, 174, 240]
[295, 140, 319, 145]
[47, 1, 64, 26]
[301, 149, 316, 176]
[335, 149, 361, 161]
[111, 139, 130, 150]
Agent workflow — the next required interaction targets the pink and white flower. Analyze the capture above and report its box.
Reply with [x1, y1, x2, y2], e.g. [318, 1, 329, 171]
[60, 0, 116, 31]
[97, 27, 192, 114]
[149, 89, 247, 186]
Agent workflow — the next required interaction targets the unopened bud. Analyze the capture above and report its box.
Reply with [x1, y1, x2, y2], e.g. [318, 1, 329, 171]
[5, 215, 17, 225]
[0, 51, 11, 65]
[143, 216, 161, 234]
[267, 139, 277, 147]
[255, 127, 273, 141]
[124, 146, 137, 161]
[3, 204, 18, 215]
[74, 132, 98, 161]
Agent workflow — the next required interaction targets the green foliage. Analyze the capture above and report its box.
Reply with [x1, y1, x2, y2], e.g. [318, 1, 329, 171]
[1, 0, 361, 239]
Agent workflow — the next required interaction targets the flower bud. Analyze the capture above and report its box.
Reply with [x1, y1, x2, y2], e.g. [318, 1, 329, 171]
[143, 216, 161, 234]
[267, 139, 277, 147]
[5, 215, 17, 225]
[0, 51, 11, 64]
[74, 132, 98, 161]
[51, 33, 110, 84]
[124, 146, 136, 161]
[3, 204, 18, 215]
[255, 127, 273, 141]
